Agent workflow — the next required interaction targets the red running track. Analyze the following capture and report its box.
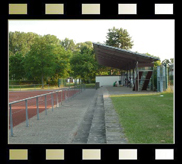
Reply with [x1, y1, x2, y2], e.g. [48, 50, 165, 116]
[9, 89, 79, 128]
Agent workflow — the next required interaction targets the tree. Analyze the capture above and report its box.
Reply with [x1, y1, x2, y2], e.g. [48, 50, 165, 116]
[43, 34, 60, 45]
[103, 27, 134, 75]
[60, 38, 77, 52]
[96, 65, 111, 76]
[76, 41, 94, 55]
[170, 58, 174, 64]
[49, 45, 72, 83]
[9, 52, 25, 80]
[9, 31, 39, 56]
[70, 41, 99, 83]
[162, 59, 170, 65]
[70, 52, 98, 82]
[162, 58, 174, 66]
[145, 53, 161, 67]
[24, 36, 57, 88]
[105, 27, 134, 50]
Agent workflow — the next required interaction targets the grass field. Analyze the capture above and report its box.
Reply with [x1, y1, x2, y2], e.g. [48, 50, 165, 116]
[85, 83, 96, 88]
[110, 92, 174, 144]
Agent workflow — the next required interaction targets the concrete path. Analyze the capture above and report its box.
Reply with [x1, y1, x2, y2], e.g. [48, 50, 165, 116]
[9, 89, 97, 144]
[101, 87, 128, 144]
[9, 86, 131, 144]
[72, 88, 106, 144]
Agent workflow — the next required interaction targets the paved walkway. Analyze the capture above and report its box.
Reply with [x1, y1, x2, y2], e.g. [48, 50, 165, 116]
[9, 89, 97, 144]
[9, 86, 146, 144]
[102, 87, 128, 144]
[72, 88, 106, 144]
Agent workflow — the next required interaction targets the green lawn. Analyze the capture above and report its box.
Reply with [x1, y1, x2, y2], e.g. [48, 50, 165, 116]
[110, 92, 174, 144]
[85, 83, 96, 88]
[65, 83, 95, 88]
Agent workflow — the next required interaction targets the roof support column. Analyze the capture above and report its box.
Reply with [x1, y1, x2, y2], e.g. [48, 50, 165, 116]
[137, 61, 139, 91]
[152, 66, 154, 91]
[133, 68, 135, 87]
[135, 61, 139, 91]
[130, 69, 131, 88]
[127, 69, 129, 87]
[126, 70, 128, 87]
[135, 64, 137, 91]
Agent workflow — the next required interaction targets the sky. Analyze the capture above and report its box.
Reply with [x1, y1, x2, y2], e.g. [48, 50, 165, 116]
[9, 19, 174, 62]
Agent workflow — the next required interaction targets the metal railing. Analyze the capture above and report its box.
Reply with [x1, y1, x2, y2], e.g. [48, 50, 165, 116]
[9, 84, 85, 137]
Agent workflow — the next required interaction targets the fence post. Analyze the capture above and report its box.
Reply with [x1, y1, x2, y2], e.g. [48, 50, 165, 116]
[68, 88, 69, 99]
[74, 85, 76, 96]
[51, 93, 54, 111]
[25, 100, 29, 127]
[61, 91, 62, 105]
[56, 92, 59, 107]
[71, 87, 73, 98]
[45, 95, 47, 115]
[73, 87, 74, 97]
[9, 104, 13, 137]
[36, 97, 39, 120]
[64, 90, 66, 101]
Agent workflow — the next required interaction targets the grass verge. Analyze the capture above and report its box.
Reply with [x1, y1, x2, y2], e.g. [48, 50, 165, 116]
[85, 83, 96, 88]
[110, 92, 173, 144]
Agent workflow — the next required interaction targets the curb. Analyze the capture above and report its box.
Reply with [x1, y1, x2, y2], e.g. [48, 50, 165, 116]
[101, 87, 128, 144]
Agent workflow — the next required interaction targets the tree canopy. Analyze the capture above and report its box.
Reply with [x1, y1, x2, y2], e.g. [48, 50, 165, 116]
[24, 36, 58, 88]
[105, 27, 134, 50]
[9, 29, 169, 86]
[103, 27, 135, 75]
[70, 43, 98, 82]
[9, 31, 39, 56]
[9, 52, 25, 80]
[60, 38, 77, 52]
[9, 31, 99, 86]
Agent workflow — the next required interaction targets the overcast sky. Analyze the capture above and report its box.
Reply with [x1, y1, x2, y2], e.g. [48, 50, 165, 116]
[9, 19, 174, 61]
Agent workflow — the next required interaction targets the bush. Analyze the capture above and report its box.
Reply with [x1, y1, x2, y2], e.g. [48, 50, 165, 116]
[9, 80, 20, 85]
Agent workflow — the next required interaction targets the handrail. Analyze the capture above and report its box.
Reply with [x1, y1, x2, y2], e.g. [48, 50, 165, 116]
[9, 90, 62, 105]
[9, 84, 86, 137]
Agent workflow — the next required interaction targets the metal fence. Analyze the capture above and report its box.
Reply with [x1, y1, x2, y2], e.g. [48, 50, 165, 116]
[9, 84, 85, 137]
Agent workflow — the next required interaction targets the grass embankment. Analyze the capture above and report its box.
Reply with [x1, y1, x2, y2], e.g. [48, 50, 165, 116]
[110, 92, 173, 144]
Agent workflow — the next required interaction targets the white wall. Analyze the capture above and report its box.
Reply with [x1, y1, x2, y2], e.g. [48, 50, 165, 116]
[96, 76, 121, 86]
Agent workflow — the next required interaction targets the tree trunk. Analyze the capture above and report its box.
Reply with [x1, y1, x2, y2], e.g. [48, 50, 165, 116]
[41, 74, 44, 89]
